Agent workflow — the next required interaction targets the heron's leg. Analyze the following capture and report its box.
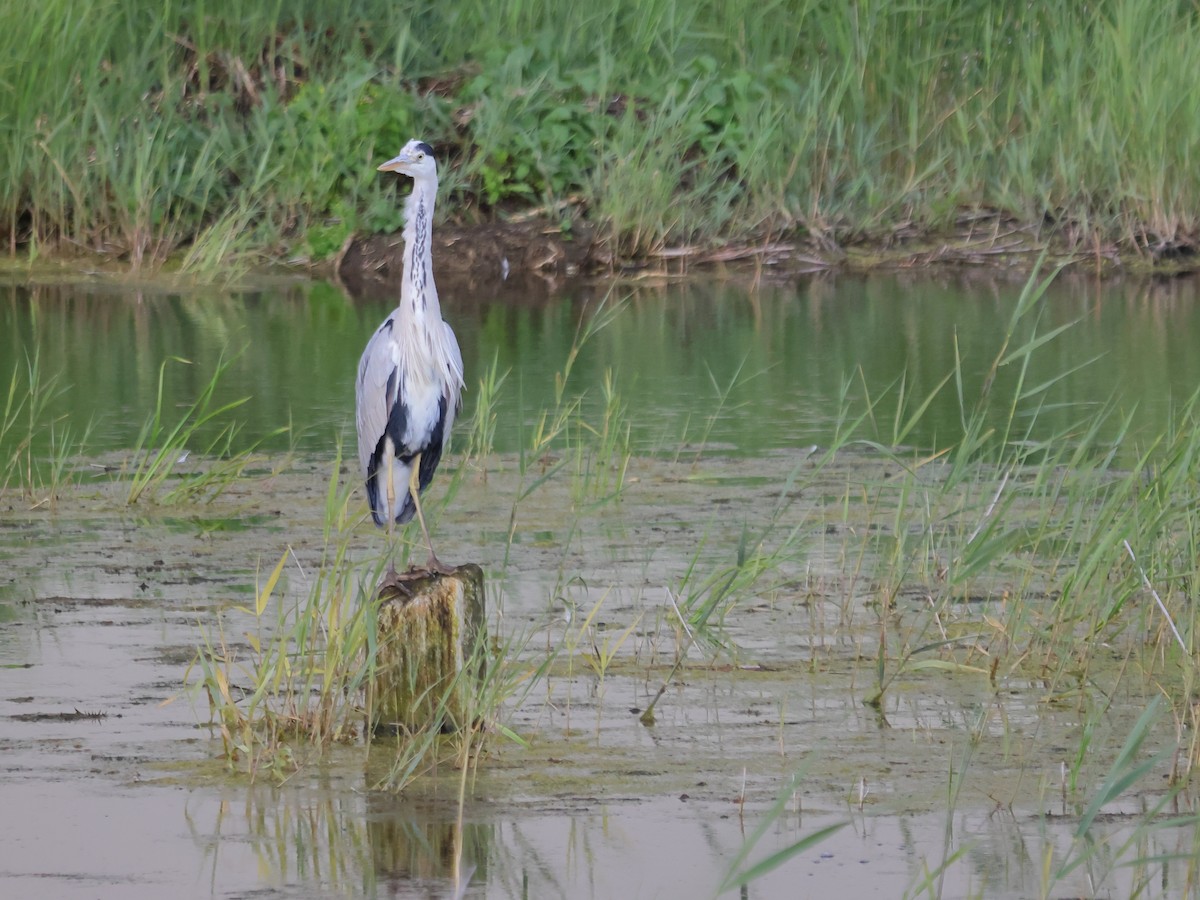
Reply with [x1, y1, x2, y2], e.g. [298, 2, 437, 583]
[384, 451, 396, 539]
[407, 452, 451, 575]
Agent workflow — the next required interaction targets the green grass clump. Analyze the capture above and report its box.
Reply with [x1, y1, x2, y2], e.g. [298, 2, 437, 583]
[191, 461, 376, 777]
[124, 352, 286, 505]
[189, 445, 539, 789]
[0, 350, 90, 502]
[6, 1, 1200, 271]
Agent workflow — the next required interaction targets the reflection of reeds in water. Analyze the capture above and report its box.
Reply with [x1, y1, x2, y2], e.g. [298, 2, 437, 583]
[190, 783, 493, 897]
[187, 787, 375, 895]
[366, 794, 492, 893]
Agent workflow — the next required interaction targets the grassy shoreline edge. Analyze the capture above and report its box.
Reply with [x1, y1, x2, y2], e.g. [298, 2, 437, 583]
[6, 1, 1200, 278]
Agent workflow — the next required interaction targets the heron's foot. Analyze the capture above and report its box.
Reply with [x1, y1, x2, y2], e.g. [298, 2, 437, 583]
[378, 563, 416, 601]
[423, 554, 456, 577]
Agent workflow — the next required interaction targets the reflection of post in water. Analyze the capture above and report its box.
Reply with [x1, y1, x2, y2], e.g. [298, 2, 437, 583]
[366, 794, 492, 890]
[369, 564, 487, 734]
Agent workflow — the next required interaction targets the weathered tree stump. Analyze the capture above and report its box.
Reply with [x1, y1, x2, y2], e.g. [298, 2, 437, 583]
[369, 564, 486, 734]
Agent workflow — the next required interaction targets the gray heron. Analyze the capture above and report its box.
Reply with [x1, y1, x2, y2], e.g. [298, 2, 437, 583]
[355, 140, 464, 573]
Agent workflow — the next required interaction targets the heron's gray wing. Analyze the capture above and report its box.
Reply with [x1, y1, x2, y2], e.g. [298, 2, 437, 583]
[355, 320, 400, 478]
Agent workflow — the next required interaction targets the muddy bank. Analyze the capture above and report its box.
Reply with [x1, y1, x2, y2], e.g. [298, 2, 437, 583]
[4, 211, 1192, 289]
[334, 209, 1200, 296]
[336, 216, 623, 303]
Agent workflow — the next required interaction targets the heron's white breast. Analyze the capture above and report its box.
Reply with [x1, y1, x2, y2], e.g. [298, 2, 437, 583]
[387, 327, 448, 451]
[400, 374, 444, 449]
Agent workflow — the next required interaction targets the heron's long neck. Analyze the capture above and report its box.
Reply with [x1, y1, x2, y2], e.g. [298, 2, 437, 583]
[399, 178, 440, 324]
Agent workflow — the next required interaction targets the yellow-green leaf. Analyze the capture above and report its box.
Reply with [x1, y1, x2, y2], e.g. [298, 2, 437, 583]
[907, 659, 989, 675]
[256, 549, 289, 617]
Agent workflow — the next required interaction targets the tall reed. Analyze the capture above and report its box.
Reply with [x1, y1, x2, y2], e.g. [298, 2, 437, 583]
[6, 2, 1200, 271]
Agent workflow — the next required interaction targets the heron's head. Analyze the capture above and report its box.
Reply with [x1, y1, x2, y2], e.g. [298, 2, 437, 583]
[377, 140, 437, 180]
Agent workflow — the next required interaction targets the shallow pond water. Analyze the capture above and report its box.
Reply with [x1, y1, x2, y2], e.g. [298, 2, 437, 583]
[2, 270, 1200, 898]
[5, 269, 1200, 459]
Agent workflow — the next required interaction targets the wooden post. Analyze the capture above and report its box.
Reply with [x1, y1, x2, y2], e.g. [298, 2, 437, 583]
[370, 564, 486, 734]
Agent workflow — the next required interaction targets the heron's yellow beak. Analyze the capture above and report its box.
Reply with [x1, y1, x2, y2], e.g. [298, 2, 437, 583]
[377, 153, 409, 172]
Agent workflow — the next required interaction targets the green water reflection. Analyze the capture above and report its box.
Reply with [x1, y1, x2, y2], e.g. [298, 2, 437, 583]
[2, 272, 1198, 459]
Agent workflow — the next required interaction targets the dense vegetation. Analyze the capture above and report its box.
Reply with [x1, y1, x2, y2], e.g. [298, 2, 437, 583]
[5, 0, 1200, 271]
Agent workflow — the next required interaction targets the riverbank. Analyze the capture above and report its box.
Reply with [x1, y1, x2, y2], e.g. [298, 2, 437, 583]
[336, 209, 1179, 298]
[5, 1, 1200, 278]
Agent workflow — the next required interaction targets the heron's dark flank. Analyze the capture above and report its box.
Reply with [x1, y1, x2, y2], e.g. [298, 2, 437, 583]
[355, 140, 464, 572]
